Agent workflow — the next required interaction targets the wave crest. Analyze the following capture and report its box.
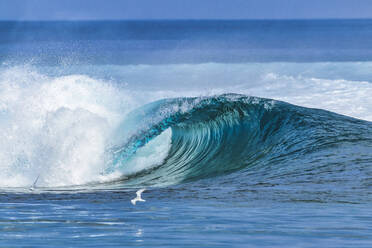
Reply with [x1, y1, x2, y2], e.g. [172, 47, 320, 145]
[108, 94, 372, 187]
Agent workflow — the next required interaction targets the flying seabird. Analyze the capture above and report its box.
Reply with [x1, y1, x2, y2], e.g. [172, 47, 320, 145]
[131, 188, 146, 205]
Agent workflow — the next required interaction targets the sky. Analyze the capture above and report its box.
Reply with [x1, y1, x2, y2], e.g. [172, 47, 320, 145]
[0, 0, 372, 20]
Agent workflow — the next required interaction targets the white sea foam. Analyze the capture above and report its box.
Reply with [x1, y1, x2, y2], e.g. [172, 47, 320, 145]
[0, 63, 371, 188]
[0, 67, 132, 187]
[243, 73, 372, 121]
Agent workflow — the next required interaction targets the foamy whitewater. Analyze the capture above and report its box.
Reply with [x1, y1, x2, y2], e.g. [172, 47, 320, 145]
[0, 62, 372, 187]
[1, 20, 372, 248]
[0, 62, 371, 188]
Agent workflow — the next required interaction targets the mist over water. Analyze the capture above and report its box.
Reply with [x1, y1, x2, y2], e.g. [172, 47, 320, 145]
[0, 62, 371, 188]
[0, 20, 372, 247]
[2, 20, 372, 64]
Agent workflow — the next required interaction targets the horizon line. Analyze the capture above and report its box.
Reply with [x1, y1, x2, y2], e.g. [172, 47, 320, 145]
[1, 18, 372, 22]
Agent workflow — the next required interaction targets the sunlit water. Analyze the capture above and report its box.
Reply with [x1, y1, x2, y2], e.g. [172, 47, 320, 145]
[0, 20, 372, 247]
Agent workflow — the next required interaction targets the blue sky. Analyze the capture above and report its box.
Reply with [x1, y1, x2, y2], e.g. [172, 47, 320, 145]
[1, 0, 372, 20]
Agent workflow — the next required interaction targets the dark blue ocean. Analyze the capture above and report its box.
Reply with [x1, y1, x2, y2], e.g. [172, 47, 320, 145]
[0, 20, 372, 247]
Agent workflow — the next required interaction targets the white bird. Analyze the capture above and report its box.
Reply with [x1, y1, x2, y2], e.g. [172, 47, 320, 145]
[131, 188, 146, 205]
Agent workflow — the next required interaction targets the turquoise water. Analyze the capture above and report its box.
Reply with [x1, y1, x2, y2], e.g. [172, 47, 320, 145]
[0, 20, 372, 247]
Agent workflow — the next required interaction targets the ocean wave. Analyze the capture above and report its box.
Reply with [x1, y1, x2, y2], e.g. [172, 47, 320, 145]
[109, 94, 372, 187]
[0, 66, 371, 189]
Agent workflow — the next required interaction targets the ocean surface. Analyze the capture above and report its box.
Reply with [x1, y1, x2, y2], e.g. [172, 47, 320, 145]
[0, 20, 372, 247]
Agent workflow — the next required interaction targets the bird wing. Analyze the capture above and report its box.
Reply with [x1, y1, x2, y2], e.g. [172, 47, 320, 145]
[136, 188, 146, 197]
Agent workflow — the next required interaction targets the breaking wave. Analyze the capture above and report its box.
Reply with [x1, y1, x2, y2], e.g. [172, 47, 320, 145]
[0, 65, 371, 189]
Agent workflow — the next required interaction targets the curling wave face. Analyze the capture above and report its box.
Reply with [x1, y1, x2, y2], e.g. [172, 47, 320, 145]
[108, 94, 372, 188]
[0, 66, 371, 189]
